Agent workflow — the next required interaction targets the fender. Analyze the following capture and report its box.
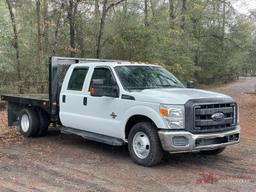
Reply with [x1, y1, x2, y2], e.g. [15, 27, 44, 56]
[120, 105, 167, 139]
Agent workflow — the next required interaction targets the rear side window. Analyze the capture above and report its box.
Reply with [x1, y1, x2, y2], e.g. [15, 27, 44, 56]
[67, 68, 88, 91]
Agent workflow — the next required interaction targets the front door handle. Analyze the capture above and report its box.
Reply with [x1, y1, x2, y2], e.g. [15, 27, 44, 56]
[83, 97, 87, 105]
[62, 95, 66, 103]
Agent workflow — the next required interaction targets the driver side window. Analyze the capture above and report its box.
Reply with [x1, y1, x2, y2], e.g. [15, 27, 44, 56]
[90, 67, 117, 88]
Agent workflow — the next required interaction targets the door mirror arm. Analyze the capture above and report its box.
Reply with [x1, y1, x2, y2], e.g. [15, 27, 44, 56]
[187, 80, 194, 88]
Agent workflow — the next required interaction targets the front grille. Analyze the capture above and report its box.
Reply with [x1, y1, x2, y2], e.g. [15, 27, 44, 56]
[193, 103, 236, 133]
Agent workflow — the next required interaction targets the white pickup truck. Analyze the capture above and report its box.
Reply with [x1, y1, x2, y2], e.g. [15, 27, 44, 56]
[1, 56, 240, 166]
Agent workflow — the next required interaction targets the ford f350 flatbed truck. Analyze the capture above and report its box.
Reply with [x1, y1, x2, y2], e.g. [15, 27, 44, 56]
[1, 56, 240, 166]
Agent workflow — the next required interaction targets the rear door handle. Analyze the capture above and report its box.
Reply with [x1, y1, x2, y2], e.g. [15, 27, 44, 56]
[83, 97, 87, 105]
[62, 95, 66, 103]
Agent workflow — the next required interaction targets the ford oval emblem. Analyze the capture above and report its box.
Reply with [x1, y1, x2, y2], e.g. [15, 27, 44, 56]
[211, 112, 225, 121]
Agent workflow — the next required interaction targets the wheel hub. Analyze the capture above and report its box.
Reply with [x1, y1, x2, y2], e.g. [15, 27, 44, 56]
[133, 131, 150, 159]
[21, 114, 30, 132]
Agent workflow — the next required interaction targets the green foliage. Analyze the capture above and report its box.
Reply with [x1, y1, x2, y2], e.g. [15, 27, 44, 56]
[0, 0, 255, 93]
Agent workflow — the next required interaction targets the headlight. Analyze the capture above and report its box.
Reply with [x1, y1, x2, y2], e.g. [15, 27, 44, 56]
[159, 104, 185, 129]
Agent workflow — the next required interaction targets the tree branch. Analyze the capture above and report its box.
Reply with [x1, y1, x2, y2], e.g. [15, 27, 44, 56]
[106, 0, 125, 12]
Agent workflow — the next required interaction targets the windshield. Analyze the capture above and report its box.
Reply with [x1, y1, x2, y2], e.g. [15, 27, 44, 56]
[114, 66, 184, 91]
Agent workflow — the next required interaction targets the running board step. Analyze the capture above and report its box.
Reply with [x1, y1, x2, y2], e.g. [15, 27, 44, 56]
[61, 127, 125, 146]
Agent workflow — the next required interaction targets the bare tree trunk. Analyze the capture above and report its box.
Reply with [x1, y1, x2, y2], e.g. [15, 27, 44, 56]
[53, 1, 64, 55]
[220, 0, 226, 65]
[36, 0, 42, 66]
[95, 0, 100, 45]
[77, 25, 86, 57]
[68, 0, 80, 57]
[181, 0, 187, 30]
[149, 0, 156, 18]
[6, 0, 21, 82]
[122, 0, 128, 18]
[68, 0, 75, 57]
[96, 0, 125, 58]
[95, 0, 100, 22]
[192, 18, 201, 74]
[169, 0, 175, 28]
[191, 0, 209, 73]
[144, 0, 149, 27]
[96, 0, 107, 58]
[42, 0, 49, 53]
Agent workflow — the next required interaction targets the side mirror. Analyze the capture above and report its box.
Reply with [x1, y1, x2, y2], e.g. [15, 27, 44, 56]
[90, 79, 104, 97]
[90, 79, 119, 98]
[187, 80, 194, 88]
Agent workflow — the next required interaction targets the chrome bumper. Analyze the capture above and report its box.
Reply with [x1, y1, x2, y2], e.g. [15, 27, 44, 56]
[158, 126, 240, 153]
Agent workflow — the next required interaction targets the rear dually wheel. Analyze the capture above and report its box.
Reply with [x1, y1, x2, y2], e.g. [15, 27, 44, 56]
[37, 109, 49, 137]
[19, 108, 39, 137]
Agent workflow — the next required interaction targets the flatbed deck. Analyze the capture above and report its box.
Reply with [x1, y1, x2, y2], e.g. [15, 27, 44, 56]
[1, 94, 51, 126]
[1, 94, 49, 102]
[1, 94, 50, 112]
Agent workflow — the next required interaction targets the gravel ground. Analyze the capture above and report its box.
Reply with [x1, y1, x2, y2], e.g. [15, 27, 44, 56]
[0, 77, 256, 192]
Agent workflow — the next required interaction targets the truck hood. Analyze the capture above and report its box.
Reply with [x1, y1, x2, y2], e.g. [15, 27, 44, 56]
[131, 88, 232, 104]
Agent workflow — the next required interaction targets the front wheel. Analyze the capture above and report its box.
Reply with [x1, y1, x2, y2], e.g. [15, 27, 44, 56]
[128, 122, 163, 167]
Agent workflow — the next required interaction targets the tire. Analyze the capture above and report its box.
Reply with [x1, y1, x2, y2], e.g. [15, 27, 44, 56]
[128, 122, 163, 167]
[19, 108, 39, 137]
[200, 147, 225, 155]
[37, 109, 49, 137]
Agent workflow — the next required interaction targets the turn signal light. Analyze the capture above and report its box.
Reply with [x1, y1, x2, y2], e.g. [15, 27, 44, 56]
[90, 87, 95, 95]
[160, 109, 168, 117]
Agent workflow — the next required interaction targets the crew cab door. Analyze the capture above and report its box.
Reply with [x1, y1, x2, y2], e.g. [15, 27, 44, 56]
[82, 67, 122, 138]
[59, 67, 90, 129]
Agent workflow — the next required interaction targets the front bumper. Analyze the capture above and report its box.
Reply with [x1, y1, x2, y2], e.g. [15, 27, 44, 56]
[158, 126, 240, 153]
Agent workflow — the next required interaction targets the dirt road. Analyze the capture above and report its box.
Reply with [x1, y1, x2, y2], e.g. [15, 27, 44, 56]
[0, 78, 256, 192]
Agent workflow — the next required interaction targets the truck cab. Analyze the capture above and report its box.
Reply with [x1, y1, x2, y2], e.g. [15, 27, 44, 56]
[1, 57, 240, 166]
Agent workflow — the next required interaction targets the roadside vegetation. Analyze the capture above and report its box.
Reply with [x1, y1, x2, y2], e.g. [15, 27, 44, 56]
[0, 0, 256, 94]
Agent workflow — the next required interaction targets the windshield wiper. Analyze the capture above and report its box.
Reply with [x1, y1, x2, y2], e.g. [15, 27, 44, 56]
[127, 87, 146, 90]
[155, 85, 177, 88]
[127, 86, 157, 91]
